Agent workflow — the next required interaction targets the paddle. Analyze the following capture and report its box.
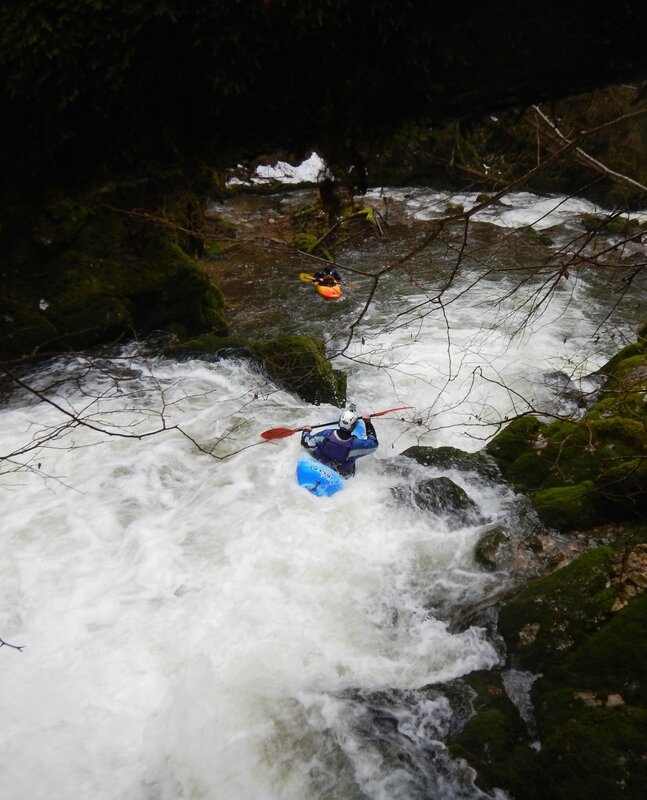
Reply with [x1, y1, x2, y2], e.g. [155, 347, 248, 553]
[260, 406, 415, 440]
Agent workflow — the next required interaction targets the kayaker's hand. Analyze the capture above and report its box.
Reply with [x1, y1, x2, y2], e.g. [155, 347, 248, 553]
[303, 425, 312, 432]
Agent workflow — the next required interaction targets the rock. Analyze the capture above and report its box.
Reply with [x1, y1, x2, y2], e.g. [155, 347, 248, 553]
[400, 445, 501, 481]
[169, 332, 346, 406]
[391, 476, 481, 528]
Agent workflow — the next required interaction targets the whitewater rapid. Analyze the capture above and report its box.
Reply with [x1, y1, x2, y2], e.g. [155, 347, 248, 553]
[1, 187, 645, 800]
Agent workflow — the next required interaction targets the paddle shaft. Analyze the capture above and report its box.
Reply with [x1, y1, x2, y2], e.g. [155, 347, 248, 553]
[260, 406, 414, 440]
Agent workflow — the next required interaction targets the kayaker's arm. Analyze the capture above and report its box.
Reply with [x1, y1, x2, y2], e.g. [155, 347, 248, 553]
[363, 417, 378, 443]
[301, 426, 328, 450]
[347, 419, 378, 460]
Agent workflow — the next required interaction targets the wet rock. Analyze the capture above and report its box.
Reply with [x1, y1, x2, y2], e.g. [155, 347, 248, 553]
[399, 445, 501, 482]
[447, 669, 540, 798]
[474, 526, 508, 569]
[391, 476, 481, 528]
[169, 332, 347, 406]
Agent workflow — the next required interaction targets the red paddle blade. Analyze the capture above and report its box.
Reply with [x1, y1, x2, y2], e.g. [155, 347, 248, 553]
[370, 405, 415, 417]
[260, 426, 302, 440]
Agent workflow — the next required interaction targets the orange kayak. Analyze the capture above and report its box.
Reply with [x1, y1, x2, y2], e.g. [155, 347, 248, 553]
[315, 282, 342, 300]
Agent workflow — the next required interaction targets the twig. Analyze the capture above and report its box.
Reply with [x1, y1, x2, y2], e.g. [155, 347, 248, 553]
[0, 636, 25, 652]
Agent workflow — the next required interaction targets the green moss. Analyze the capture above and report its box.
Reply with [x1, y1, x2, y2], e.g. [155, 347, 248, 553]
[254, 336, 345, 406]
[204, 241, 226, 257]
[540, 597, 647, 703]
[1, 183, 231, 360]
[169, 333, 346, 406]
[534, 704, 647, 800]
[502, 450, 553, 492]
[168, 334, 253, 357]
[497, 546, 616, 672]
[290, 232, 333, 262]
[598, 343, 646, 377]
[485, 415, 546, 467]
[350, 205, 378, 225]
[458, 574, 647, 799]
[588, 415, 645, 445]
[485, 351, 647, 529]
[530, 600, 647, 800]
[522, 226, 553, 246]
[448, 671, 540, 797]
[532, 481, 598, 531]
[582, 212, 646, 237]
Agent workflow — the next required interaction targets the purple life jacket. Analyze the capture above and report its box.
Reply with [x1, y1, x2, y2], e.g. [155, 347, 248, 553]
[315, 431, 355, 476]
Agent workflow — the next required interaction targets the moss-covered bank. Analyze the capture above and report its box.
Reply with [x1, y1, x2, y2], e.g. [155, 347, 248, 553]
[1, 186, 228, 362]
[448, 536, 647, 800]
[485, 327, 647, 532]
[397, 331, 647, 798]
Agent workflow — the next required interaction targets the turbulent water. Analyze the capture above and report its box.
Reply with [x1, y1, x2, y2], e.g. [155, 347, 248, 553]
[1, 185, 645, 800]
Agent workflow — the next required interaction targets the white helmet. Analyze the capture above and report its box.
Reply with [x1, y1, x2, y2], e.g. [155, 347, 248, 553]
[339, 408, 358, 431]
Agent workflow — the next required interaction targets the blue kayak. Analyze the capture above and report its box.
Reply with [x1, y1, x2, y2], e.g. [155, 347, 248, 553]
[296, 420, 366, 497]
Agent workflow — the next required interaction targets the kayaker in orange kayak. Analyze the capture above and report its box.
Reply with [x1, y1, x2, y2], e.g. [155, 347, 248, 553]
[313, 265, 344, 287]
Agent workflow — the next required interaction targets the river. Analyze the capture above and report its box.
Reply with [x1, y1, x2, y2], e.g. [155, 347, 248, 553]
[1, 176, 645, 800]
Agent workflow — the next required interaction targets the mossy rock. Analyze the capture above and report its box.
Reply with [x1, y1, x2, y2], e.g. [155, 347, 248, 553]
[1, 202, 228, 359]
[538, 596, 647, 704]
[487, 417, 593, 495]
[400, 445, 501, 481]
[598, 354, 647, 393]
[529, 598, 647, 800]
[497, 546, 616, 672]
[594, 458, 647, 520]
[170, 333, 346, 406]
[532, 481, 599, 531]
[474, 526, 508, 570]
[254, 335, 346, 405]
[455, 579, 647, 799]
[597, 342, 646, 378]
[532, 703, 647, 800]
[485, 415, 546, 469]
[448, 670, 540, 798]
[485, 351, 647, 528]
[167, 333, 254, 358]
[390, 475, 480, 527]
[522, 225, 553, 246]
[290, 232, 333, 262]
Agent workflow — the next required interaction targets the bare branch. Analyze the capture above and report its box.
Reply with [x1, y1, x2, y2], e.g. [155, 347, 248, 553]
[0, 637, 25, 652]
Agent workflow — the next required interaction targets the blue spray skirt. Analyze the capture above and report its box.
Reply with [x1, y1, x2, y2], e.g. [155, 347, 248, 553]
[296, 419, 366, 497]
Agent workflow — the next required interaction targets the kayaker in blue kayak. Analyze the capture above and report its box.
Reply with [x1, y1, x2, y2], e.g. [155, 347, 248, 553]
[300, 405, 378, 477]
